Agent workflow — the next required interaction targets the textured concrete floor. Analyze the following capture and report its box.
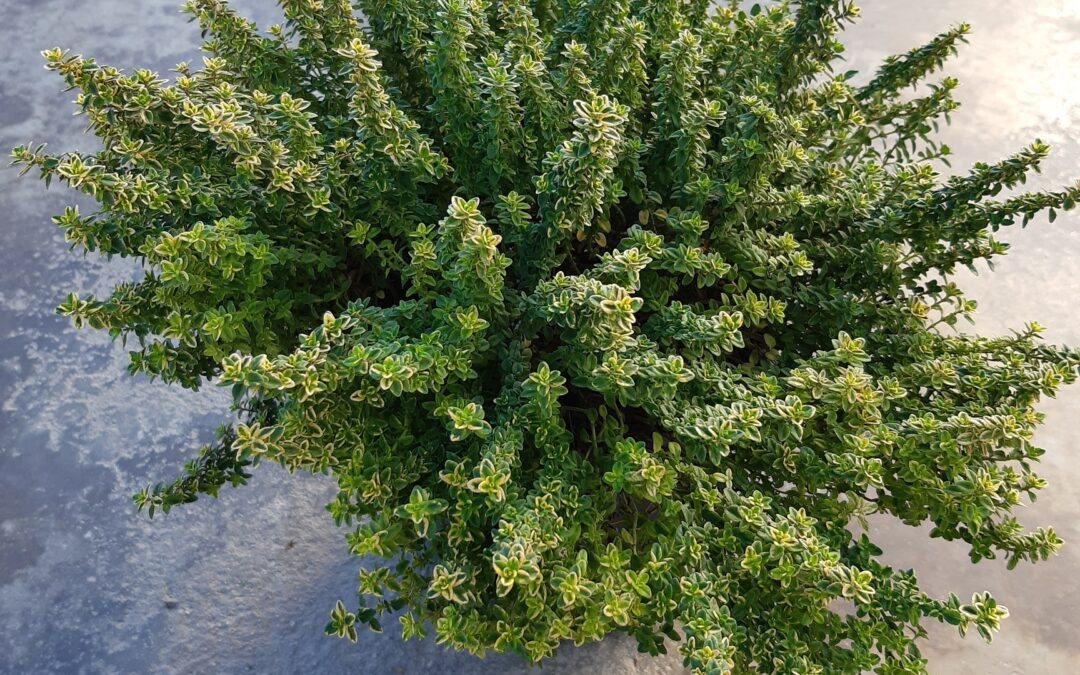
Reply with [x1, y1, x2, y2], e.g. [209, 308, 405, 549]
[1, 1, 1078, 673]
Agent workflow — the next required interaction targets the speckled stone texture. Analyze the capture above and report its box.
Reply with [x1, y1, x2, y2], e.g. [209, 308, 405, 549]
[1, 1, 1078, 673]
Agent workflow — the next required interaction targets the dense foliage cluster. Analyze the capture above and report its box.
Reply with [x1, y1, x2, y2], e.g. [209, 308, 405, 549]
[16, 0, 1080, 672]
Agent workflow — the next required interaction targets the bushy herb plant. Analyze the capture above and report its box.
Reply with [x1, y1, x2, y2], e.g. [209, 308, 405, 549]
[15, 0, 1080, 672]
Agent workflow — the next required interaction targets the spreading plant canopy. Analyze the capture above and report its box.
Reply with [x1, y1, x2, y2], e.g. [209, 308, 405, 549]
[15, 1, 1080, 672]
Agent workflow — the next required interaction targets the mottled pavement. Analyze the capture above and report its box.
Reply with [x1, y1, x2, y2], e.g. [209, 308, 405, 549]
[1, 1, 1078, 673]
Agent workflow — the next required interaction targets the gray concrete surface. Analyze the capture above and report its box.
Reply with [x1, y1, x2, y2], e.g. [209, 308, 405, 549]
[1, 1, 1078, 673]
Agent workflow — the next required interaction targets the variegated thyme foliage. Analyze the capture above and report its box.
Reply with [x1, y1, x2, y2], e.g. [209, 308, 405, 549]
[14, 1, 1080, 672]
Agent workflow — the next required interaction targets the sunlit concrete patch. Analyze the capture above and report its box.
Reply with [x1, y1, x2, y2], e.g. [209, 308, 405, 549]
[1, 1, 1078, 673]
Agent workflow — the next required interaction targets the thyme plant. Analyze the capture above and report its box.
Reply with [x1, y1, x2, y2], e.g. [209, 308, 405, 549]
[15, 0, 1080, 672]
